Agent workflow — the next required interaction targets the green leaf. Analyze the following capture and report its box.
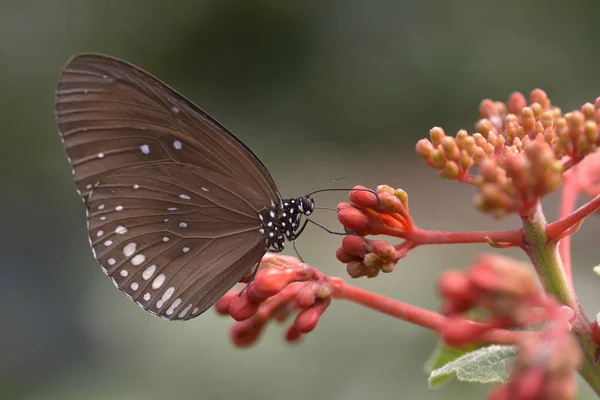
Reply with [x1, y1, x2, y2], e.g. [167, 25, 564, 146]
[428, 345, 517, 388]
[425, 340, 485, 374]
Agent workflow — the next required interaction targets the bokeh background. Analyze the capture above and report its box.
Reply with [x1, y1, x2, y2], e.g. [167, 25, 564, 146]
[2, 1, 600, 399]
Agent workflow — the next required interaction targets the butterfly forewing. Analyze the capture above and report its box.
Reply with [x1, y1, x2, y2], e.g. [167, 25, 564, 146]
[56, 53, 280, 204]
[55, 54, 283, 320]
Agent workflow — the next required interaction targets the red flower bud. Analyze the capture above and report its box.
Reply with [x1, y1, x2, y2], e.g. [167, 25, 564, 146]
[338, 207, 370, 232]
[438, 269, 472, 305]
[229, 293, 260, 321]
[214, 290, 238, 315]
[295, 298, 331, 333]
[230, 319, 265, 347]
[335, 246, 356, 263]
[349, 186, 380, 208]
[441, 316, 487, 346]
[285, 325, 303, 342]
[342, 235, 370, 257]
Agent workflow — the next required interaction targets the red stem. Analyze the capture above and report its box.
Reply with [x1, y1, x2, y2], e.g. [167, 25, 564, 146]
[547, 194, 600, 240]
[556, 176, 580, 286]
[331, 279, 528, 345]
[385, 226, 523, 246]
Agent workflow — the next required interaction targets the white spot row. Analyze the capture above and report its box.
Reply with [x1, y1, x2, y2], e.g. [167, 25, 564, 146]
[179, 222, 187, 228]
[115, 205, 123, 212]
[179, 194, 191, 200]
[140, 144, 150, 155]
[115, 225, 127, 234]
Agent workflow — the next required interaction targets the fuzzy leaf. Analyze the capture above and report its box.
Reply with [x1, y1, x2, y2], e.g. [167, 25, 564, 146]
[428, 345, 517, 388]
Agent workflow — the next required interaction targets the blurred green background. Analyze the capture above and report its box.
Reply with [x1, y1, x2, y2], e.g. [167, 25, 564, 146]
[2, 0, 600, 399]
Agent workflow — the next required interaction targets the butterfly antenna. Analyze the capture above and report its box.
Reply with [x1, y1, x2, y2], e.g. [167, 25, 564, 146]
[306, 177, 347, 195]
[307, 187, 381, 207]
[313, 206, 340, 213]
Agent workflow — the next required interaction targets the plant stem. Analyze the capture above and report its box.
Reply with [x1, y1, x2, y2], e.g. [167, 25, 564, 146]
[521, 202, 600, 395]
[331, 279, 526, 345]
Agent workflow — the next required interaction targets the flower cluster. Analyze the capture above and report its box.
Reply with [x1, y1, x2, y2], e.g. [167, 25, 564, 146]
[417, 90, 600, 218]
[336, 185, 414, 277]
[438, 253, 582, 399]
[214, 253, 333, 346]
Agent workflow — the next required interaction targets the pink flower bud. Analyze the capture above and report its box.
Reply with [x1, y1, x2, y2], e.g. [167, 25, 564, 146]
[229, 294, 260, 321]
[341, 234, 370, 257]
[338, 207, 370, 232]
[349, 186, 380, 208]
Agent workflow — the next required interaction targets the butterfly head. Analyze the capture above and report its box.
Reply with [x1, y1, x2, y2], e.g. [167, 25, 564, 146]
[298, 196, 315, 216]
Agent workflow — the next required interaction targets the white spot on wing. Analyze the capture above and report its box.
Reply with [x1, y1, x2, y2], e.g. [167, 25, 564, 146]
[115, 205, 123, 212]
[173, 140, 182, 150]
[104, 240, 113, 247]
[201, 187, 209, 192]
[152, 273, 165, 289]
[162, 236, 170, 242]
[179, 222, 187, 228]
[96, 230, 104, 237]
[143, 293, 151, 301]
[98, 204, 105, 210]
[108, 258, 116, 266]
[123, 242, 137, 257]
[133, 184, 140, 190]
[167, 207, 177, 211]
[182, 247, 190, 253]
[142, 264, 156, 280]
[172, 106, 180, 114]
[97, 152, 105, 158]
[166, 298, 182, 315]
[131, 254, 146, 266]
[192, 307, 200, 315]
[115, 226, 127, 234]
[120, 269, 128, 277]
[178, 304, 193, 318]
[140, 144, 150, 155]
[179, 194, 191, 200]
[163, 287, 175, 302]
[100, 216, 106, 221]
[130, 282, 139, 291]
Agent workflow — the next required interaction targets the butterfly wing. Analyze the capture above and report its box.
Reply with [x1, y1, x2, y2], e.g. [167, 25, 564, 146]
[55, 53, 281, 320]
[88, 162, 267, 320]
[55, 53, 280, 205]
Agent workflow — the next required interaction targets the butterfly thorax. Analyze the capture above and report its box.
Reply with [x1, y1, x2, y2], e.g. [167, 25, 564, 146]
[260, 196, 315, 252]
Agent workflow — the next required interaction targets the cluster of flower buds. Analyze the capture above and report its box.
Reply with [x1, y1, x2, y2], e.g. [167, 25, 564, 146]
[438, 253, 542, 344]
[417, 89, 600, 218]
[490, 324, 582, 400]
[336, 235, 406, 278]
[337, 185, 411, 235]
[438, 253, 582, 399]
[336, 185, 414, 277]
[215, 253, 333, 346]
